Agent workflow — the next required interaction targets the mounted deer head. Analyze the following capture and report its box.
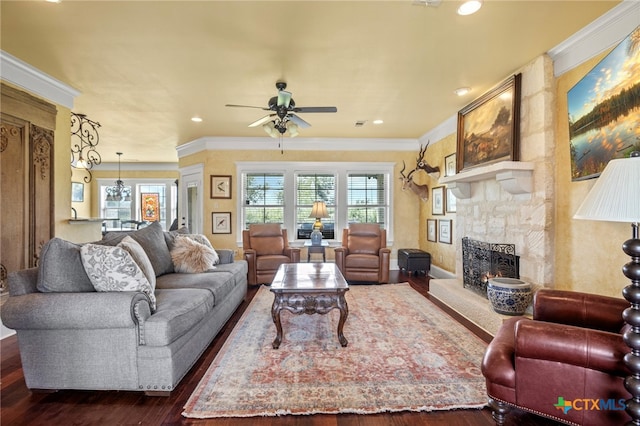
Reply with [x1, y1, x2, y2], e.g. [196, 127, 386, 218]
[415, 142, 440, 179]
[399, 161, 429, 201]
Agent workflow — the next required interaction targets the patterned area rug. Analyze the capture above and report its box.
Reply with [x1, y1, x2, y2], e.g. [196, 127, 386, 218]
[183, 283, 488, 418]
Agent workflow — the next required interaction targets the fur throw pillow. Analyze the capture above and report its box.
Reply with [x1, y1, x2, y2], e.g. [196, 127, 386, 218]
[170, 235, 218, 273]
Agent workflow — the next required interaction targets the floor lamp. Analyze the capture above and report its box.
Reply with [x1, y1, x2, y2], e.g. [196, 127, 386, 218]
[574, 152, 640, 424]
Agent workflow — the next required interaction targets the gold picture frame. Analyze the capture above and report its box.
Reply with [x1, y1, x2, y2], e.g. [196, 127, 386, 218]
[457, 74, 521, 173]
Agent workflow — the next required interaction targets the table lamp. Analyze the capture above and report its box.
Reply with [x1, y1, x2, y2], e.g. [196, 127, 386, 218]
[573, 152, 640, 422]
[309, 201, 329, 246]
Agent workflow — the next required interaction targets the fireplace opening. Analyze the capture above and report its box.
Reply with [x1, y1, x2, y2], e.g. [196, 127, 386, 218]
[462, 237, 520, 296]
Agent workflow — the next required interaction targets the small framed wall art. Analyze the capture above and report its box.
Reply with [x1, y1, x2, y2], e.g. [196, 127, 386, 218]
[432, 186, 445, 216]
[141, 193, 160, 222]
[444, 153, 456, 177]
[427, 219, 437, 242]
[210, 175, 232, 199]
[438, 219, 452, 244]
[446, 187, 457, 213]
[71, 182, 84, 202]
[212, 212, 232, 234]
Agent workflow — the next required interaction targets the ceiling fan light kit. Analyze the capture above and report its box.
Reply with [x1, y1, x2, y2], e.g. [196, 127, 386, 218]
[226, 81, 337, 138]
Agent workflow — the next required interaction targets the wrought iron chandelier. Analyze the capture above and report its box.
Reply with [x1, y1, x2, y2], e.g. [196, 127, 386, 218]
[105, 152, 131, 202]
[70, 112, 102, 183]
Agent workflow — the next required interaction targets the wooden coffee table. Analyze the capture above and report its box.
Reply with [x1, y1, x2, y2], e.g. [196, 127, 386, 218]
[270, 263, 349, 349]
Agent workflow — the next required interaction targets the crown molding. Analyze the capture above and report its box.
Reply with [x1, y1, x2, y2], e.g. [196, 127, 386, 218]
[0, 50, 80, 108]
[548, 0, 640, 77]
[176, 136, 420, 158]
[418, 114, 457, 146]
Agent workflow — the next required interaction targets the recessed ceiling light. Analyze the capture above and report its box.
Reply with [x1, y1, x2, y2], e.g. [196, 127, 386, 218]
[373, 119, 384, 125]
[191, 116, 203, 123]
[454, 87, 471, 96]
[46, 0, 61, 3]
[457, 0, 483, 16]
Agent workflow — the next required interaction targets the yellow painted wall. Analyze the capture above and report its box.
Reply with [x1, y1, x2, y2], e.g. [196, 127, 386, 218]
[417, 135, 457, 272]
[179, 148, 422, 259]
[554, 51, 630, 297]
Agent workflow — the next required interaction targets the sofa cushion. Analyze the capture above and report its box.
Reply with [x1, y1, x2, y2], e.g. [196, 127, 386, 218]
[118, 236, 156, 291]
[80, 244, 157, 311]
[37, 237, 95, 293]
[170, 236, 219, 273]
[144, 288, 213, 346]
[156, 270, 237, 305]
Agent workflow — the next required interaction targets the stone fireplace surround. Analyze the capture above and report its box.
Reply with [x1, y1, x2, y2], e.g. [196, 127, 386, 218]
[428, 55, 555, 335]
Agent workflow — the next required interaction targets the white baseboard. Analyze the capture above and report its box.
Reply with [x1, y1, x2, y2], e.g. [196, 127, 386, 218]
[428, 264, 456, 279]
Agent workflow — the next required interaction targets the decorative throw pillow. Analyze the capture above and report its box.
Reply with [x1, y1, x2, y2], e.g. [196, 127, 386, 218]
[128, 221, 174, 277]
[170, 235, 218, 273]
[37, 238, 95, 293]
[80, 244, 157, 312]
[118, 236, 156, 291]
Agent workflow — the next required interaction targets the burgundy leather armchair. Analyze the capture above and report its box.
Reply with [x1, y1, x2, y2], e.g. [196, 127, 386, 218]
[481, 289, 630, 425]
[334, 223, 390, 283]
[242, 224, 300, 285]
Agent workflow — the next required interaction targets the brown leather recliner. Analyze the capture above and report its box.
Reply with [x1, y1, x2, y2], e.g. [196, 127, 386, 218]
[334, 223, 390, 283]
[242, 224, 300, 285]
[481, 289, 631, 425]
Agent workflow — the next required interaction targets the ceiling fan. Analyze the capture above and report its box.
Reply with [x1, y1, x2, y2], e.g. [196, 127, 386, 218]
[225, 81, 337, 137]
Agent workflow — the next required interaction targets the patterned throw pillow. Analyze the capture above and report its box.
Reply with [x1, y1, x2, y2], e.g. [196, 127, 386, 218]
[80, 244, 157, 312]
[170, 235, 218, 273]
[118, 236, 156, 291]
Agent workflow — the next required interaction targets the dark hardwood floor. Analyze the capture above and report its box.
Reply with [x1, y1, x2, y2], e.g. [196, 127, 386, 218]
[1, 270, 560, 425]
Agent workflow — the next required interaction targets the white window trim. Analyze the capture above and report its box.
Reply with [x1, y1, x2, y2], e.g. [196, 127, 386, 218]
[236, 161, 395, 246]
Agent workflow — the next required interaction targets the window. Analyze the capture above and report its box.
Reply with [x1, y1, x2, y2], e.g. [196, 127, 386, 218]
[237, 162, 394, 243]
[98, 179, 176, 231]
[347, 173, 387, 226]
[243, 173, 284, 227]
[296, 173, 336, 239]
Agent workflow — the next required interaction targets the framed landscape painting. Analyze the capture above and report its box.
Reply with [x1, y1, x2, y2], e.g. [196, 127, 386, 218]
[457, 74, 521, 173]
[567, 26, 640, 181]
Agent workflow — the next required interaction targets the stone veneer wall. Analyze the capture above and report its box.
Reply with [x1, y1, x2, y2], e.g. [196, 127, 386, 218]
[454, 54, 556, 289]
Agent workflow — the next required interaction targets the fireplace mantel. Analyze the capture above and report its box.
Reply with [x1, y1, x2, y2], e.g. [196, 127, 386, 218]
[439, 161, 534, 199]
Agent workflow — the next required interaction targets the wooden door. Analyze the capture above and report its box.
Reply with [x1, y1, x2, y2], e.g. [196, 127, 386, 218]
[0, 84, 55, 290]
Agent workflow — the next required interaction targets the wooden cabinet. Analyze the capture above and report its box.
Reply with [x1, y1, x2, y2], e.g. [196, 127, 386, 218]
[1, 84, 56, 290]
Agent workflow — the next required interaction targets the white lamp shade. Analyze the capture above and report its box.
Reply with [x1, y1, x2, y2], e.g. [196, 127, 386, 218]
[309, 201, 329, 218]
[573, 156, 640, 223]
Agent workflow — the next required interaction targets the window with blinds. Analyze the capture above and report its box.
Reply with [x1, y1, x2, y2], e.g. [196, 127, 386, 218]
[295, 173, 336, 239]
[242, 173, 285, 227]
[347, 173, 387, 226]
[238, 162, 393, 241]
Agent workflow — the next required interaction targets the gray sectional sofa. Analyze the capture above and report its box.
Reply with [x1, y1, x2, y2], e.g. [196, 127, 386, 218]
[1, 222, 247, 395]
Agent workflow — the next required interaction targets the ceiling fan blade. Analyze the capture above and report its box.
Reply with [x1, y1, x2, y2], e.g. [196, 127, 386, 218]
[289, 113, 311, 129]
[225, 104, 270, 110]
[293, 106, 337, 113]
[277, 91, 292, 108]
[248, 114, 275, 127]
